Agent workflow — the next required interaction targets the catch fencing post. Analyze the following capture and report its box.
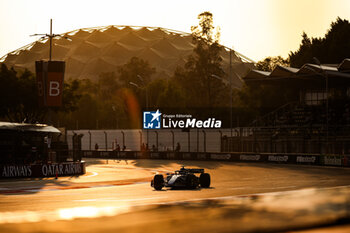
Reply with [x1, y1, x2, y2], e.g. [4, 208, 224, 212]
[197, 129, 199, 152]
[154, 131, 158, 150]
[139, 131, 143, 150]
[88, 130, 91, 150]
[104, 131, 108, 150]
[202, 130, 206, 152]
[171, 130, 175, 151]
[188, 130, 190, 152]
[121, 131, 125, 149]
[218, 130, 222, 152]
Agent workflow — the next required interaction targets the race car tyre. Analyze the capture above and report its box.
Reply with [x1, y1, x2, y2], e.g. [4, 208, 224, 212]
[200, 173, 211, 188]
[153, 174, 164, 190]
[186, 174, 198, 189]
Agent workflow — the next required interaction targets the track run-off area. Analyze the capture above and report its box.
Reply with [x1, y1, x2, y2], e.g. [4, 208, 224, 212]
[0, 158, 350, 232]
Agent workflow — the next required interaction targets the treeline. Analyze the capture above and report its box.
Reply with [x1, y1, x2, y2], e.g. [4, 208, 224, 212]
[257, 17, 350, 71]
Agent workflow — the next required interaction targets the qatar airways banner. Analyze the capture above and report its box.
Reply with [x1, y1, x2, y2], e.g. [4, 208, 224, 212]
[0, 162, 85, 178]
[35, 60, 65, 107]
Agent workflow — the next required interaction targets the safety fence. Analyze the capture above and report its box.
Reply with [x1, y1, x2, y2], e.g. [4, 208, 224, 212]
[81, 150, 350, 167]
[67, 129, 232, 152]
[221, 126, 350, 155]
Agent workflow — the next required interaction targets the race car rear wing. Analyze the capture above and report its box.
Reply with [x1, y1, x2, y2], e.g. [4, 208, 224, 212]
[184, 168, 204, 173]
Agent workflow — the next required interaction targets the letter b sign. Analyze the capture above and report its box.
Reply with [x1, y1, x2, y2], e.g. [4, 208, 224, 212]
[35, 61, 65, 107]
[49, 81, 60, 97]
[46, 61, 65, 106]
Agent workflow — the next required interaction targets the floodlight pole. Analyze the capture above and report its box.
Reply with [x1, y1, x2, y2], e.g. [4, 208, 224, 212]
[31, 19, 67, 61]
[325, 70, 329, 152]
[137, 75, 149, 145]
[229, 49, 233, 137]
[130, 77, 149, 144]
[137, 75, 148, 109]
[49, 19, 53, 61]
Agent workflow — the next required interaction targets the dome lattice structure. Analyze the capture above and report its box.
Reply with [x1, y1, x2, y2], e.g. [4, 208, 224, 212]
[1, 25, 253, 86]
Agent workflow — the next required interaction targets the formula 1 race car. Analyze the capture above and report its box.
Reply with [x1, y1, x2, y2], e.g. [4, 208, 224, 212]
[151, 166, 211, 190]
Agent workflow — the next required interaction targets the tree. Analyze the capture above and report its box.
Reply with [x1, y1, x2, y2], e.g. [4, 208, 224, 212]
[59, 93, 99, 129]
[173, 11, 229, 107]
[157, 80, 186, 109]
[118, 57, 155, 87]
[146, 78, 168, 108]
[97, 72, 121, 101]
[96, 72, 125, 129]
[0, 66, 42, 123]
[58, 79, 81, 113]
[256, 56, 289, 71]
[118, 57, 156, 110]
[0, 65, 44, 123]
[289, 17, 350, 67]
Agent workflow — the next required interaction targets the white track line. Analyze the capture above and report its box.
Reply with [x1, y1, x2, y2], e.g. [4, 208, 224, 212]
[85, 171, 98, 177]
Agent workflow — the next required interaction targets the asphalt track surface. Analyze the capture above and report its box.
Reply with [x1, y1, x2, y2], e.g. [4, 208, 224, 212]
[0, 159, 350, 232]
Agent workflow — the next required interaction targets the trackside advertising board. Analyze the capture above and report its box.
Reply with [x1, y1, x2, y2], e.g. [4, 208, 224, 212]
[82, 150, 350, 167]
[0, 162, 85, 178]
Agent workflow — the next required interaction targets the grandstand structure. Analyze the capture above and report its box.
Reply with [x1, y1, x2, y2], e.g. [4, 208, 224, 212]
[223, 59, 350, 155]
[0, 25, 253, 87]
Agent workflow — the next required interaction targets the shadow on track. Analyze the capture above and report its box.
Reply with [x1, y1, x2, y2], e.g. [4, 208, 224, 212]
[0, 177, 77, 195]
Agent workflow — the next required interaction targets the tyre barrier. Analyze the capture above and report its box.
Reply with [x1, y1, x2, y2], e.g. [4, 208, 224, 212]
[82, 150, 350, 167]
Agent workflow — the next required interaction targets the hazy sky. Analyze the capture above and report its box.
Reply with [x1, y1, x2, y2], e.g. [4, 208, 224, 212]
[0, 0, 349, 62]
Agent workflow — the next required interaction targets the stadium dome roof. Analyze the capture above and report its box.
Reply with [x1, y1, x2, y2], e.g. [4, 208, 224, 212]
[0, 25, 254, 87]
